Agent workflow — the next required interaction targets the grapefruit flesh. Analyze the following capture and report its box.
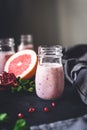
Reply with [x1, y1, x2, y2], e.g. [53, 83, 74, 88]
[4, 50, 37, 79]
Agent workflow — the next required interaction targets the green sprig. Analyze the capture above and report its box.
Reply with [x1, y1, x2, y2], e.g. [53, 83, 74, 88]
[11, 77, 35, 93]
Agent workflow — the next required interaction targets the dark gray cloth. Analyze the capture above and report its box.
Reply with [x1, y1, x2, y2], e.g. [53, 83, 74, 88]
[63, 44, 87, 104]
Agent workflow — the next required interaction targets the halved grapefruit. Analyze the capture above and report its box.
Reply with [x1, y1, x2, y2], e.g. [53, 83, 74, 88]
[4, 50, 37, 79]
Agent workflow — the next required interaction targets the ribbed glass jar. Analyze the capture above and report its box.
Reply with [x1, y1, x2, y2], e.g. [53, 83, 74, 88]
[35, 45, 64, 100]
[0, 38, 15, 73]
[18, 34, 34, 51]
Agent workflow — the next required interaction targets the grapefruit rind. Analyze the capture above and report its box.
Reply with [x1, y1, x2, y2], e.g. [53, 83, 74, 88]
[4, 50, 37, 79]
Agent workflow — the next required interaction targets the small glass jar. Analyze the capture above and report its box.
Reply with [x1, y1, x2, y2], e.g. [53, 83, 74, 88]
[35, 45, 64, 100]
[18, 34, 34, 51]
[0, 38, 15, 73]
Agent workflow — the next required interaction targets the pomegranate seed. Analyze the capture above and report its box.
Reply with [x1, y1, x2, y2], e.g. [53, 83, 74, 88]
[18, 113, 24, 118]
[51, 102, 56, 107]
[28, 107, 35, 113]
[43, 107, 49, 112]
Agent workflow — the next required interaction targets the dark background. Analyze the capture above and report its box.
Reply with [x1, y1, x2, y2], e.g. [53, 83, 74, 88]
[0, 0, 60, 52]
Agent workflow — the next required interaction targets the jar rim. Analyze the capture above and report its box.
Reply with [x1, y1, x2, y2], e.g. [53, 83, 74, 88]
[38, 45, 63, 57]
[38, 45, 62, 49]
[0, 38, 15, 46]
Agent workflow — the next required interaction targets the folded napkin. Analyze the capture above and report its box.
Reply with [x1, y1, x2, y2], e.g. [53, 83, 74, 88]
[30, 114, 87, 130]
[63, 44, 87, 104]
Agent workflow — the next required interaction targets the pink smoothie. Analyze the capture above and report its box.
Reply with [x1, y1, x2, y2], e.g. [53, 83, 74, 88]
[0, 52, 14, 74]
[35, 63, 64, 100]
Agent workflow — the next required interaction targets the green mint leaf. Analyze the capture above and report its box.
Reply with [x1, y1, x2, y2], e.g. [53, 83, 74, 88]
[13, 119, 28, 130]
[17, 86, 22, 92]
[0, 113, 8, 121]
[11, 87, 17, 93]
[22, 80, 30, 85]
[27, 87, 34, 92]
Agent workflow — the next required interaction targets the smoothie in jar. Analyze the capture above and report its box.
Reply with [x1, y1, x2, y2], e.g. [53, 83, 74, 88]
[18, 35, 34, 51]
[35, 45, 64, 100]
[0, 52, 14, 74]
[35, 63, 64, 99]
[0, 38, 15, 73]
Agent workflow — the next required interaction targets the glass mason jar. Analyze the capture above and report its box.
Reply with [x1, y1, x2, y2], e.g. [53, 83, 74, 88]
[35, 45, 64, 100]
[18, 34, 34, 51]
[0, 38, 15, 73]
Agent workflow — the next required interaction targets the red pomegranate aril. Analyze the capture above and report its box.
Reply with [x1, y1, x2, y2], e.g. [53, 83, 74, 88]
[51, 102, 56, 107]
[44, 107, 49, 112]
[18, 113, 24, 118]
[28, 107, 35, 113]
